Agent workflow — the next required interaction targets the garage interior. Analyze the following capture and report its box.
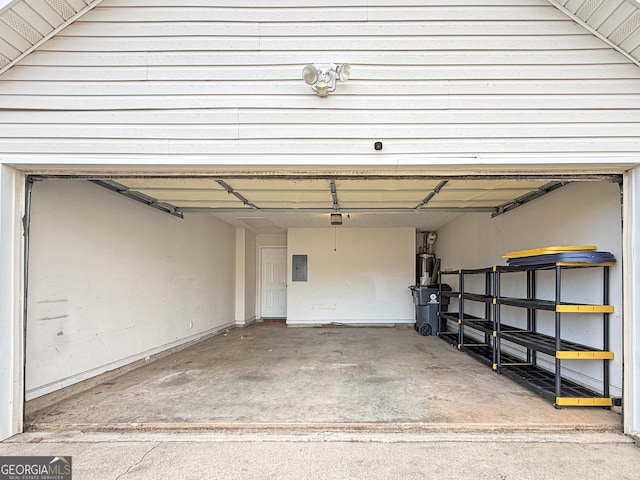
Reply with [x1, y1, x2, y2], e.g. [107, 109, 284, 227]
[22, 174, 624, 431]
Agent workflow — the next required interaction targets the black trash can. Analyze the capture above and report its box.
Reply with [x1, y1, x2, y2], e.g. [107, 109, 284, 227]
[409, 284, 451, 336]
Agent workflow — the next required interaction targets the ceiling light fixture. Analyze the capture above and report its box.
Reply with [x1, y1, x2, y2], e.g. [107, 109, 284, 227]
[302, 63, 351, 97]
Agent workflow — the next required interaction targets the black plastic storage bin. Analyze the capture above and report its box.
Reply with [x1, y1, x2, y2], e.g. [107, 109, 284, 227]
[409, 284, 451, 336]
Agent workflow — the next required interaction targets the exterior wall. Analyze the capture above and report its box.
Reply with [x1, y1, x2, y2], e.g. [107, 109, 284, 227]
[0, 165, 23, 439]
[436, 181, 623, 397]
[623, 167, 640, 437]
[0, 0, 639, 439]
[0, 0, 639, 161]
[287, 227, 414, 325]
[25, 179, 236, 399]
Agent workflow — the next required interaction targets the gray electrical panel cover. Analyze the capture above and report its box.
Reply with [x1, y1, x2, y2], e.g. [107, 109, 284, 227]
[292, 255, 308, 281]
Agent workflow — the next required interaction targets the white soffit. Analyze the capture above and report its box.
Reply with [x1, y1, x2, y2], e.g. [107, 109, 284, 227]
[0, 0, 102, 73]
[549, 0, 640, 65]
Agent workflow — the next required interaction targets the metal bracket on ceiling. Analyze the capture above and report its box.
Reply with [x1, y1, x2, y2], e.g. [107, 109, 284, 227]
[90, 179, 184, 218]
[415, 180, 448, 209]
[215, 179, 258, 209]
[491, 181, 567, 218]
[329, 179, 340, 212]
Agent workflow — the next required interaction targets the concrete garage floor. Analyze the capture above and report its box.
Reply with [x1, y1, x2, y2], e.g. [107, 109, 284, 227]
[26, 324, 621, 431]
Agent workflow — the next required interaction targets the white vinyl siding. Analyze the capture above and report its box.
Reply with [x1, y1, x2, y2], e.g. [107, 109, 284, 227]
[0, 0, 639, 158]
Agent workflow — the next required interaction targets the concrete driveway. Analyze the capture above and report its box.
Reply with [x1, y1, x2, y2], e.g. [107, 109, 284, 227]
[2, 429, 639, 480]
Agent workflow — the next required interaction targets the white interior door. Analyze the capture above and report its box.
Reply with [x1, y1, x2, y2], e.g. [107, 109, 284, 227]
[261, 246, 287, 318]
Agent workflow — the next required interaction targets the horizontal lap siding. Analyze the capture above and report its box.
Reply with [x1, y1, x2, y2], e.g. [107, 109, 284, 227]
[1, 0, 639, 157]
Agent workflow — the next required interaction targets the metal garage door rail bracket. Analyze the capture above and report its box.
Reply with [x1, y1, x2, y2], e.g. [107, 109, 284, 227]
[90, 179, 184, 218]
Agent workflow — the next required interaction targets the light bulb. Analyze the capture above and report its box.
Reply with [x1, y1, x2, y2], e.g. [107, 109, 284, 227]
[315, 81, 330, 97]
[302, 64, 319, 85]
[337, 64, 350, 82]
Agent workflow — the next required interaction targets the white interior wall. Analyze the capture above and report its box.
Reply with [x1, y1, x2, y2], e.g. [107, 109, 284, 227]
[287, 227, 414, 325]
[235, 227, 257, 325]
[235, 228, 247, 325]
[244, 229, 257, 323]
[435, 181, 623, 396]
[256, 234, 287, 247]
[26, 180, 236, 399]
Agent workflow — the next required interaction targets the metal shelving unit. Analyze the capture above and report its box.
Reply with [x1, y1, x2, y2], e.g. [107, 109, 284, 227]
[438, 261, 615, 407]
[494, 262, 614, 407]
[437, 269, 461, 348]
[438, 268, 496, 367]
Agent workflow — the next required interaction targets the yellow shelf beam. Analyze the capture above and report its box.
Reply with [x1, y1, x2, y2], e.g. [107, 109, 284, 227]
[555, 397, 613, 407]
[555, 262, 616, 267]
[556, 351, 614, 360]
[503, 245, 596, 259]
[556, 305, 614, 313]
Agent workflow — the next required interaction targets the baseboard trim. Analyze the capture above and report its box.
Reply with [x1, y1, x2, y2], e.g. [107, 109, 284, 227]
[236, 316, 257, 327]
[286, 320, 413, 327]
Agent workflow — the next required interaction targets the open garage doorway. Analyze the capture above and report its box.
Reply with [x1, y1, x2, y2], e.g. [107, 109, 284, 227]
[22, 174, 624, 432]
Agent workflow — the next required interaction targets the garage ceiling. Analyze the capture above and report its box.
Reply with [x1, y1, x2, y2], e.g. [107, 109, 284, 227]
[90, 177, 567, 233]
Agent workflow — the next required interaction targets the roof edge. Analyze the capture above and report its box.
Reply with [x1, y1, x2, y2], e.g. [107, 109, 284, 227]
[0, 0, 105, 76]
[547, 0, 640, 68]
